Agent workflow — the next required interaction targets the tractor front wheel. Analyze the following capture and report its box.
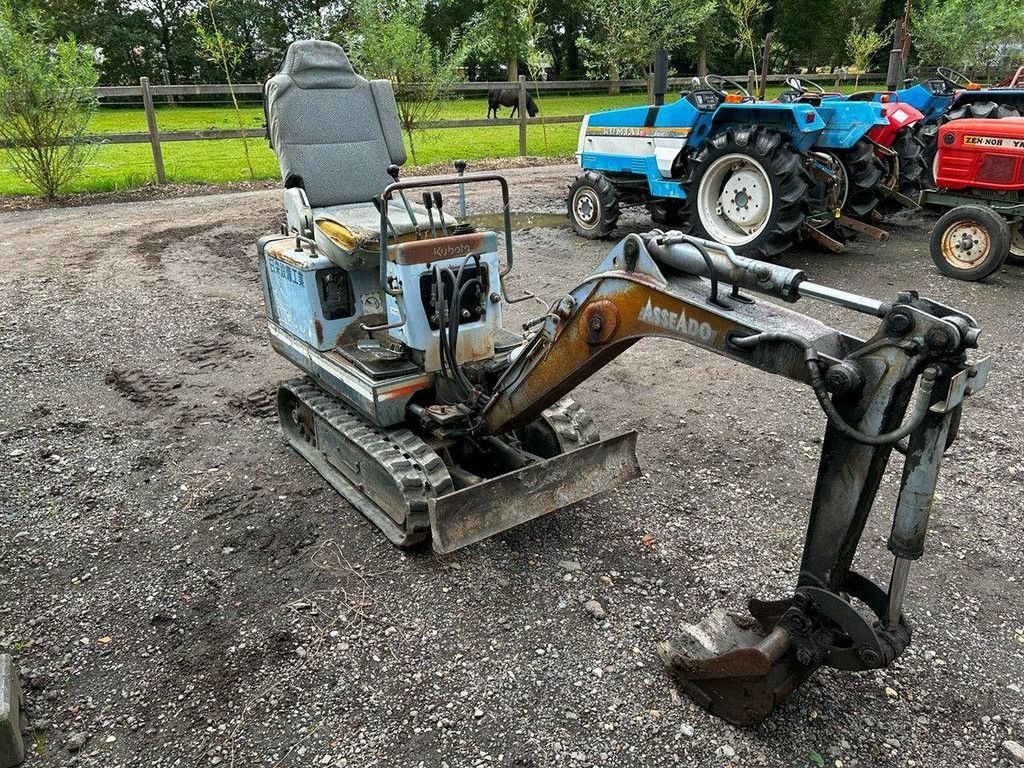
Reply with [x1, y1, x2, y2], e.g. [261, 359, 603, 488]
[646, 198, 686, 227]
[567, 171, 620, 239]
[930, 205, 1010, 281]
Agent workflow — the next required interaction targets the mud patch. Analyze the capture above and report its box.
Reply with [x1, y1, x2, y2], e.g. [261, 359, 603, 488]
[226, 388, 277, 419]
[131, 222, 222, 269]
[207, 229, 264, 282]
[105, 368, 182, 407]
[181, 336, 255, 371]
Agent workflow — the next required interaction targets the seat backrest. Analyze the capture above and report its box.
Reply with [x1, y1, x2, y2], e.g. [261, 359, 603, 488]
[265, 40, 407, 208]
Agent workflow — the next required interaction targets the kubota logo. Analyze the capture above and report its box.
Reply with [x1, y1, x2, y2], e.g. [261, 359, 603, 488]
[638, 299, 715, 342]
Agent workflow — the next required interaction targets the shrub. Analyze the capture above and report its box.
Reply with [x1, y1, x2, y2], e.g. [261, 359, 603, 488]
[0, 2, 99, 198]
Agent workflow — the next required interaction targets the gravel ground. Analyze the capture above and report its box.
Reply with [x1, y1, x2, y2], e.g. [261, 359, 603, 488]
[1, 165, 1022, 768]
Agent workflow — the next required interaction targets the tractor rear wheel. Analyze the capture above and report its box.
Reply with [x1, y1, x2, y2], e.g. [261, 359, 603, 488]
[916, 122, 940, 186]
[834, 139, 884, 220]
[929, 205, 1010, 281]
[567, 171, 620, 239]
[877, 127, 927, 215]
[945, 101, 1022, 122]
[682, 126, 808, 257]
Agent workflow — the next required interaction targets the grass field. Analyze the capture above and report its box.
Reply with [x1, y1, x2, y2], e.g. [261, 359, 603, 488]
[0, 83, 877, 196]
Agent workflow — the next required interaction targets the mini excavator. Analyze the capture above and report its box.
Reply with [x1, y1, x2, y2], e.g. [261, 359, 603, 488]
[258, 41, 990, 725]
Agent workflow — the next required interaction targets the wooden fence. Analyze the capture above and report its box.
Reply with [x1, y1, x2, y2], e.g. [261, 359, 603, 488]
[43, 68, 951, 184]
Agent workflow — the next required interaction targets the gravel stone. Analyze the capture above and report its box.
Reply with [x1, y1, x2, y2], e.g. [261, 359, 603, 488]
[583, 600, 607, 620]
[1003, 741, 1024, 764]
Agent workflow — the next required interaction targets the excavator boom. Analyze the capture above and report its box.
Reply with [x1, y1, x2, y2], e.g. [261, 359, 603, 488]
[472, 231, 988, 724]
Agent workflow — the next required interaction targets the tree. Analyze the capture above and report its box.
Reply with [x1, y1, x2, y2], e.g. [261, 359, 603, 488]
[914, 0, 1024, 75]
[344, 0, 456, 164]
[0, 1, 99, 197]
[136, 0, 201, 83]
[460, 0, 536, 82]
[193, 0, 254, 179]
[725, 0, 769, 76]
[845, 23, 885, 85]
[579, 0, 715, 82]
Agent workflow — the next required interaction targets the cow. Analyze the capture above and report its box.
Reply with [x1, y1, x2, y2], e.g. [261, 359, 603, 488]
[487, 88, 539, 119]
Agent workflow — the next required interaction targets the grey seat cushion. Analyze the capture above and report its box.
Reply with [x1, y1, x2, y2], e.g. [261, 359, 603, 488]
[265, 40, 407, 209]
[314, 202, 458, 269]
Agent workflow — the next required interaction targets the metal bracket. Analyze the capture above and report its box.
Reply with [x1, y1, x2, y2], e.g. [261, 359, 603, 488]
[836, 215, 890, 241]
[804, 225, 845, 254]
[929, 356, 991, 413]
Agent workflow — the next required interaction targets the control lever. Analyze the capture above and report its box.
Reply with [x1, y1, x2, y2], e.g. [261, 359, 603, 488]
[432, 191, 448, 236]
[387, 164, 420, 237]
[422, 192, 438, 237]
[372, 197, 402, 244]
[454, 159, 467, 218]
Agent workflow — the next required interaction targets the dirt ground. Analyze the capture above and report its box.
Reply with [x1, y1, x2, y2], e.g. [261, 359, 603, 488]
[1, 165, 1022, 768]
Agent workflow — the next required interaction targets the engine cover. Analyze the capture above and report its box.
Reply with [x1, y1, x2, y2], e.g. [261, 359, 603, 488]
[936, 117, 1024, 191]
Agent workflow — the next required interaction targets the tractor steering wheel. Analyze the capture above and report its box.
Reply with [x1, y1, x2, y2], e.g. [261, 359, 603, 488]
[937, 66, 972, 90]
[704, 74, 754, 103]
[786, 76, 825, 94]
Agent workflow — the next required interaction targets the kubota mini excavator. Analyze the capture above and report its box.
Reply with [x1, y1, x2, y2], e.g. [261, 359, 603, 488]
[259, 40, 990, 725]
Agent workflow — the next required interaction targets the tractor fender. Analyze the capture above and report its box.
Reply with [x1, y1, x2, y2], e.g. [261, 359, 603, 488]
[811, 100, 888, 150]
[867, 102, 925, 147]
[710, 103, 824, 153]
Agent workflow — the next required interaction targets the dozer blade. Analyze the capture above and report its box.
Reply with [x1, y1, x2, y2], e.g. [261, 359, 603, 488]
[658, 604, 813, 726]
[429, 431, 640, 555]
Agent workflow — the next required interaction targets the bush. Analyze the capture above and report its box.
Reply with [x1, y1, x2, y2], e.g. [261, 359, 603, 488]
[0, 2, 99, 198]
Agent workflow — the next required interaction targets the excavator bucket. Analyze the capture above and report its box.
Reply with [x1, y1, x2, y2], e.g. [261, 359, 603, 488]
[429, 431, 640, 554]
[658, 600, 814, 726]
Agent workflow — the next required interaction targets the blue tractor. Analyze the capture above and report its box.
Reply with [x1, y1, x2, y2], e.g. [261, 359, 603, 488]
[568, 75, 881, 256]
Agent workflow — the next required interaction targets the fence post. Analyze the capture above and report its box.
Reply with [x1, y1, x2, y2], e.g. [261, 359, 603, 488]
[140, 77, 166, 185]
[517, 75, 527, 157]
[747, 70, 756, 94]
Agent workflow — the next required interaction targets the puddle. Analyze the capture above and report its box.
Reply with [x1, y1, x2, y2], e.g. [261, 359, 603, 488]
[465, 211, 568, 231]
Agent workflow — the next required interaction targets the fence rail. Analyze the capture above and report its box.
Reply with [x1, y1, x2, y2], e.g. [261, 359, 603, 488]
[28, 66, 1008, 185]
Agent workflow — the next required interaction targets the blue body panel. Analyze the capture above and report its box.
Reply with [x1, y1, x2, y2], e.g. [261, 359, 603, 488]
[579, 98, 825, 199]
[810, 99, 888, 149]
[880, 84, 953, 123]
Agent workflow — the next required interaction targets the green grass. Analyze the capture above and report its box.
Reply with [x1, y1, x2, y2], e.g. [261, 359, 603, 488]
[0, 82, 886, 196]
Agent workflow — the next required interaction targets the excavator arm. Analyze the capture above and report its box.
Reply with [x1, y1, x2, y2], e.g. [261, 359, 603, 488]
[472, 231, 989, 725]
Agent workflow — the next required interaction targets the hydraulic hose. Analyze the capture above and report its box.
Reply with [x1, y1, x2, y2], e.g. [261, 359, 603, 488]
[731, 331, 936, 447]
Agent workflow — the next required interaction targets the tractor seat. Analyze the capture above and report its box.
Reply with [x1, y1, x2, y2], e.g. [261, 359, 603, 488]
[313, 200, 457, 269]
[265, 40, 453, 270]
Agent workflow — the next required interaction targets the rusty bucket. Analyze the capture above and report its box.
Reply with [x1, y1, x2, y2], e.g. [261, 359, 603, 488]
[657, 599, 815, 726]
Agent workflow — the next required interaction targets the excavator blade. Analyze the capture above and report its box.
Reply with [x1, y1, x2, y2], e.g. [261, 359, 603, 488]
[658, 601, 815, 726]
[429, 431, 640, 555]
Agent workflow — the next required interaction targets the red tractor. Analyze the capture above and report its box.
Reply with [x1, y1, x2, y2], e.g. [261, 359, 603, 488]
[923, 117, 1024, 280]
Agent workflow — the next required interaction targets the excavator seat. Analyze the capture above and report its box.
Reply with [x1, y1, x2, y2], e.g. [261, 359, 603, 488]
[264, 40, 453, 270]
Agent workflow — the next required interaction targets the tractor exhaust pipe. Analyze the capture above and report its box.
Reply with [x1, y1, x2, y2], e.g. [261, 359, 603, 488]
[653, 46, 668, 106]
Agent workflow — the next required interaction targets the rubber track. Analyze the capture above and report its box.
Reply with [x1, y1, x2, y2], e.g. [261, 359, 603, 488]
[542, 397, 601, 449]
[281, 377, 453, 538]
